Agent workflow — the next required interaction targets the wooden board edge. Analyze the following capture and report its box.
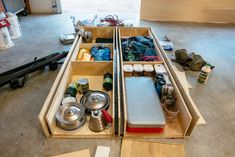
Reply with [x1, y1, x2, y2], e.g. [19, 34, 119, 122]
[38, 35, 80, 137]
[150, 28, 200, 136]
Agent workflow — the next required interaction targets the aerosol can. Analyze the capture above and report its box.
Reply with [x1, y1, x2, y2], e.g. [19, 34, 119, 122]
[198, 64, 212, 84]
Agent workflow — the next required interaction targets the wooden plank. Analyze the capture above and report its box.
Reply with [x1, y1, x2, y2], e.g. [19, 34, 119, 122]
[121, 139, 186, 157]
[50, 149, 90, 157]
[24, 0, 31, 14]
[150, 28, 200, 136]
[44, 35, 82, 136]
[38, 36, 80, 137]
[173, 68, 206, 125]
[0, 1, 5, 12]
[83, 27, 114, 43]
[140, 0, 235, 23]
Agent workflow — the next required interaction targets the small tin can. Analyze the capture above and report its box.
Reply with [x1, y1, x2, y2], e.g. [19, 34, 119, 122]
[103, 72, 113, 91]
[133, 64, 143, 76]
[65, 82, 78, 97]
[77, 78, 89, 94]
[143, 64, 154, 76]
[123, 65, 133, 77]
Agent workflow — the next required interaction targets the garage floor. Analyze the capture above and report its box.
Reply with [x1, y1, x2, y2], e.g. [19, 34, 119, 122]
[0, 14, 235, 157]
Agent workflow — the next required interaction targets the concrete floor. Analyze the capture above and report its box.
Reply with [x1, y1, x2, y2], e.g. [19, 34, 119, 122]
[0, 14, 235, 157]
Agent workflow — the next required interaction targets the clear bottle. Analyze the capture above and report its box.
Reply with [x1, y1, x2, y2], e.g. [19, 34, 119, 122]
[198, 64, 212, 84]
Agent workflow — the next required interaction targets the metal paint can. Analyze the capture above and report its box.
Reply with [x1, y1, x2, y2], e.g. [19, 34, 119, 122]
[77, 78, 89, 94]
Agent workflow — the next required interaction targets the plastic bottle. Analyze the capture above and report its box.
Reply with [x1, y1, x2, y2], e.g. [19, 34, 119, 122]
[198, 64, 212, 84]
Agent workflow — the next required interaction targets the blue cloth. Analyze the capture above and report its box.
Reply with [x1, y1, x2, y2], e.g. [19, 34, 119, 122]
[90, 46, 111, 61]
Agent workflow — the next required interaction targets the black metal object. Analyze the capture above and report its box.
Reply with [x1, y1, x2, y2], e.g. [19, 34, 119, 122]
[0, 51, 69, 89]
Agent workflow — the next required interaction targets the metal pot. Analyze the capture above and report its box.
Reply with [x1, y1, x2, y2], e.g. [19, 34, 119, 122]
[80, 90, 110, 113]
[56, 102, 86, 131]
[80, 90, 113, 124]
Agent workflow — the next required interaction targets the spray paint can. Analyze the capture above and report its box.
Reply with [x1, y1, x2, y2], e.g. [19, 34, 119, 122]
[198, 64, 212, 84]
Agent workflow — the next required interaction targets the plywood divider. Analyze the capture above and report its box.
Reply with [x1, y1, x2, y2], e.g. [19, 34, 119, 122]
[150, 28, 200, 136]
[71, 62, 113, 76]
[149, 30, 193, 136]
[38, 36, 81, 137]
[83, 27, 115, 43]
[119, 27, 150, 37]
[115, 27, 122, 136]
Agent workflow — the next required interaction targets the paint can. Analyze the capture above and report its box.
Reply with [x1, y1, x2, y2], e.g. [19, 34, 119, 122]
[103, 72, 113, 91]
[77, 78, 89, 94]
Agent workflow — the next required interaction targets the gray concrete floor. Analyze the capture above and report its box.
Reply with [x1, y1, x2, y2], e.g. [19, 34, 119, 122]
[0, 14, 235, 157]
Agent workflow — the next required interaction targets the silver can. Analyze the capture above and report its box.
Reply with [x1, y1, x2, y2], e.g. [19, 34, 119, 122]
[77, 78, 89, 94]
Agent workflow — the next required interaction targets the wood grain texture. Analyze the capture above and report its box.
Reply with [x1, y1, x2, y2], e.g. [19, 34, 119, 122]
[140, 0, 235, 23]
[0, 1, 5, 12]
[150, 29, 200, 136]
[50, 149, 90, 157]
[121, 139, 186, 157]
[38, 36, 81, 137]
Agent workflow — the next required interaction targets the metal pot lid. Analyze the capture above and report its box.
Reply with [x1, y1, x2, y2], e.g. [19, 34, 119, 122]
[83, 92, 109, 110]
[56, 102, 85, 124]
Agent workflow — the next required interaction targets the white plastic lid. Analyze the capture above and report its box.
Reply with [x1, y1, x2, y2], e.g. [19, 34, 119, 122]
[133, 64, 143, 72]
[143, 64, 154, 72]
[154, 64, 167, 74]
[123, 65, 133, 72]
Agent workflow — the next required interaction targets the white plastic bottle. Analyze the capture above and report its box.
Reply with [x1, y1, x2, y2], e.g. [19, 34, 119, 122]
[198, 64, 212, 84]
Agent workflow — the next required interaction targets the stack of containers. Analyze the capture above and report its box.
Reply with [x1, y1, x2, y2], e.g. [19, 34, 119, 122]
[0, 12, 13, 50]
[6, 12, 22, 39]
[0, 12, 22, 50]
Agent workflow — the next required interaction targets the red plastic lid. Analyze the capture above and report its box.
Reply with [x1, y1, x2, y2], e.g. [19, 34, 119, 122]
[126, 126, 164, 133]
[0, 19, 10, 28]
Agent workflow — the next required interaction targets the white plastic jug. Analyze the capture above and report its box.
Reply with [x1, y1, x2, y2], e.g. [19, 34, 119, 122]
[198, 64, 212, 84]
[0, 26, 14, 50]
[6, 13, 22, 39]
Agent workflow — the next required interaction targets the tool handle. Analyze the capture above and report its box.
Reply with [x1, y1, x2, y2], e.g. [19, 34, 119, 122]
[101, 110, 113, 123]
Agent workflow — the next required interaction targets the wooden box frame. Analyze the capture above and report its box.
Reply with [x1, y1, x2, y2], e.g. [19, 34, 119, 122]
[38, 27, 200, 138]
[118, 27, 199, 138]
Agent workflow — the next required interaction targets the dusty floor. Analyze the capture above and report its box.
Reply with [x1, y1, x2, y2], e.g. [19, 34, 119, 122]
[0, 13, 235, 157]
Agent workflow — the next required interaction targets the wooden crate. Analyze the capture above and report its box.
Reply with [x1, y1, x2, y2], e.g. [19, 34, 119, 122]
[39, 27, 117, 138]
[118, 27, 199, 138]
[38, 27, 200, 138]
